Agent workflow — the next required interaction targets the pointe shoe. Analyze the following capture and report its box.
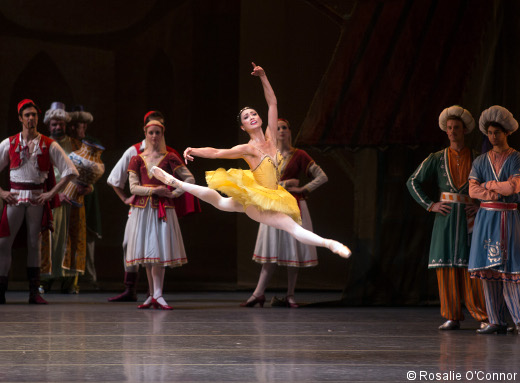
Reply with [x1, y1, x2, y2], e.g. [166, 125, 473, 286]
[476, 323, 508, 334]
[138, 297, 156, 309]
[151, 166, 180, 188]
[325, 239, 352, 259]
[240, 294, 265, 308]
[153, 297, 173, 310]
[438, 320, 460, 330]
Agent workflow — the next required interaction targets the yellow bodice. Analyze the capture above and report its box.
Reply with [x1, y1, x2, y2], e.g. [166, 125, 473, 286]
[205, 149, 301, 224]
[251, 152, 283, 190]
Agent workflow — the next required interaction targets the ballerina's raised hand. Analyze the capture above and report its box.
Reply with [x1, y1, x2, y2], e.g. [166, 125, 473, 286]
[152, 63, 351, 259]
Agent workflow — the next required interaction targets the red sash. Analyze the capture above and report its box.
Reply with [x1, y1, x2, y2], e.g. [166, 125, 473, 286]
[135, 142, 201, 218]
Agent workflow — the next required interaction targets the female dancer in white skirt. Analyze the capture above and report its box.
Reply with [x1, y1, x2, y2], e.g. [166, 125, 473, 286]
[126, 120, 193, 310]
[152, 63, 351, 268]
[244, 118, 328, 308]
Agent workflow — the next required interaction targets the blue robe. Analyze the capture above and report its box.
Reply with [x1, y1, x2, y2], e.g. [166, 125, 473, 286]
[468, 150, 520, 275]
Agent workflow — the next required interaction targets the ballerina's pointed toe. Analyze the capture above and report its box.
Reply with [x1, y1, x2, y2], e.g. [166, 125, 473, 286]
[326, 240, 352, 259]
[338, 246, 352, 259]
[151, 166, 179, 187]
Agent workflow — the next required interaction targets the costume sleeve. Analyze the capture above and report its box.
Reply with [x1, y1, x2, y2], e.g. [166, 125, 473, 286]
[127, 155, 142, 174]
[166, 146, 184, 163]
[171, 166, 195, 198]
[483, 178, 520, 196]
[128, 172, 153, 196]
[49, 142, 79, 178]
[302, 163, 328, 193]
[406, 153, 436, 210]
[107, 146, 138, 188]
[469, 179, 498, 200]
[483, 154, 520, 196]
[0, 138, 9, 172]
[468, 157, 483, 183]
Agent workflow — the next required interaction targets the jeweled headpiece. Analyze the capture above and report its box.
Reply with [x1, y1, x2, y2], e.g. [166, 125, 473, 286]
[237, 106, 253, 125]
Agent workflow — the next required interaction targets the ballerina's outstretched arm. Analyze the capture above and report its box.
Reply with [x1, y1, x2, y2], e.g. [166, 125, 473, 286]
[151, 166, 351, 259]
[183, 144, 254, 165]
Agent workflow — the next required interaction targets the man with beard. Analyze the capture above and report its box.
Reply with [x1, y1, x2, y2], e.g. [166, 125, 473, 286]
[40, 102, 87, 294]
[67, 105, 101, 290]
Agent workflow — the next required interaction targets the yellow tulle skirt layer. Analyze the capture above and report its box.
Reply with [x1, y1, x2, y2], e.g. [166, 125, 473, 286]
[206, 168, 302, 225]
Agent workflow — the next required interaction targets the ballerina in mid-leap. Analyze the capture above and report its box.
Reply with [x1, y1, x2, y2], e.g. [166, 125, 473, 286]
[152, 63, 351, 259]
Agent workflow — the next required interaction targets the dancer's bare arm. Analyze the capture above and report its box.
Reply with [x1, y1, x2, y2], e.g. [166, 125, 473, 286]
[183, 144, 254, 164]
[251, 62, 278, 144]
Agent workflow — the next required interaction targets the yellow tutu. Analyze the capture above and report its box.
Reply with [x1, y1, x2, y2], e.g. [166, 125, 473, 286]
[206, 168, 302, 225]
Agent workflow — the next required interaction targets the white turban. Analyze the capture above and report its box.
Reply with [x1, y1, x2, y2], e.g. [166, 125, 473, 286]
[43, 102, 71, 125]
[478, 105, 518, 135]
[438, 105, 475, 134]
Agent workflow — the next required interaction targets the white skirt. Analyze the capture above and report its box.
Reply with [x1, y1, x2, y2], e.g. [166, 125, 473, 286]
[124, 205, 187, 267]
[253, 200, 318, 267]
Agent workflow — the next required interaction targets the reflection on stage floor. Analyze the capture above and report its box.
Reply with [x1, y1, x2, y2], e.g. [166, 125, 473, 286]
[0, 291, 518, 382]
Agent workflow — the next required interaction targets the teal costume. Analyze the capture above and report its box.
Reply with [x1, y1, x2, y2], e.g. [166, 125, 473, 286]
[407, 148, 476, 268]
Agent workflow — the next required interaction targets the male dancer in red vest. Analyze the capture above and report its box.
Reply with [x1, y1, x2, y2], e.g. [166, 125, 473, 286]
[0, 99, 78, 304]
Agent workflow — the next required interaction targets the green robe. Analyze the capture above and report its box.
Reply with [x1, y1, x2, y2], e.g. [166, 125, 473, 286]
[406, 148, 476, 268]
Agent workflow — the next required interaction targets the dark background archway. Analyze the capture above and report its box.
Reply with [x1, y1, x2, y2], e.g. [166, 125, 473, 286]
[8, 51, 75, 135]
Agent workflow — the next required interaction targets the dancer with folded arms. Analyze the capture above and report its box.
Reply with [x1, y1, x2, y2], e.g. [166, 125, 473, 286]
[468, 105, 520, 335]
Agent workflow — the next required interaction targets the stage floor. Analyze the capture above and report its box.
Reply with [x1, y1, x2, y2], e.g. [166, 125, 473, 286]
[0, 291, 518, 382]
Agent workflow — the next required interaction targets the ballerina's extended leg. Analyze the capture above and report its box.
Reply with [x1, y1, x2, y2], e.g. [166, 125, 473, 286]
[245, 207, 351, 259]
[152, 166, 351, 259]
[152, 166, 243, 212]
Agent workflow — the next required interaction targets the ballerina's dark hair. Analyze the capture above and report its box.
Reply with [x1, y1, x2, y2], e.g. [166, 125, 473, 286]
[236, 106, 255, 126]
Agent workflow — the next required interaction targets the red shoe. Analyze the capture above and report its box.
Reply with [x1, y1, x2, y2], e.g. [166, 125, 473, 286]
[29, 294, 48, 304]
[108, 272, 138, 302]
[138, 298, 156, 309]
[153, 297, 173, 310]
[285, 295, 299, 308]
[240, 294, 265, 308]
[271, 296, 299, 308]
[109, 289, 138, 302]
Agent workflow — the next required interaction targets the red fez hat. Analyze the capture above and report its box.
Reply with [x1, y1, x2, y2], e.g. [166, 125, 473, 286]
[18, 99, 38, 114]
[143, 111, 156, 124]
